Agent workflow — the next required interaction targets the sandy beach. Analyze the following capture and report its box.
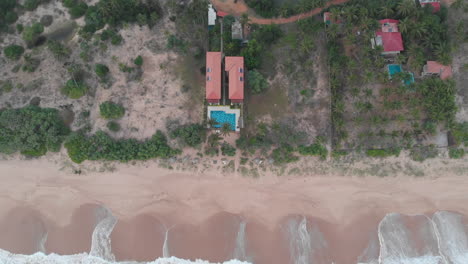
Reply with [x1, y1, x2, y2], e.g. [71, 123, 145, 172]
[0, 157, 467, 263]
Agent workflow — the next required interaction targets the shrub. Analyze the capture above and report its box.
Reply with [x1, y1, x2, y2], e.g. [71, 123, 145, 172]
[24, 0, 39, 11]
[449, 148, 465, 159]
[0, 106, 69, 156]
[69, 2, 88, 18]
[22, 54, 41, 72]
[65, 130, 178, 163]
[107, 121, 120, 132]
[22, 23, 44, 47]
[110, 33, 123, 45]
[1, 80, 14, 93]
[221, 143, 236, 156]
[40, 15, 53, 27]
[134, 55, 143, 66]
[3, 44, 24, 60]
[61, 79, 88, 99]
[95, 63, 109, 78]
[63, 0, 76, 8]
[170, 123, 206, 147]
[271, 145, 299, 165]
[247, 70, 268, 94]
[5, 11, 18, 24]
[47, 40, 70, 60]
[298, 143, 328, 159]
[167, 35, 186, 51]
[451, 122, 468, 146]
[410, 145, 438, 162]
[16, 24, 24, 33]
[99, 101, 125, 119]
[366, 148, 401, 158]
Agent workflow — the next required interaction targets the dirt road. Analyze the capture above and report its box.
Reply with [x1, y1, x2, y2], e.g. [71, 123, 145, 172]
[210, 0, 350, 24]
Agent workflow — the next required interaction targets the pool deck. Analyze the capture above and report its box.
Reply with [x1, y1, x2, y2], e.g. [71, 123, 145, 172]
[207, 106, 241, 132]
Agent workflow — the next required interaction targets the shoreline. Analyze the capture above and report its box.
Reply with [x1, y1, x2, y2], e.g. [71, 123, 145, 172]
[0, 157, 468, 263]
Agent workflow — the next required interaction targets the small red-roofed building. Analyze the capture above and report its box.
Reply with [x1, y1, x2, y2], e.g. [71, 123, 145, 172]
[371, 19, 404, 56]
[225, 56, 244, 104]
[206, 52, 222, 104]
[419, 0, 441, 12]
[422, 61, 452, 80]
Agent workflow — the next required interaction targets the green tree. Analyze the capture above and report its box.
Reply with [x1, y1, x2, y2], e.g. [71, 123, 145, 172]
[24, 0, 39, 11]
[99, 101, 125, 119]
[107, 121, 120, 132]
[3, 44, 24, 60]
[170, 123, 206, 147]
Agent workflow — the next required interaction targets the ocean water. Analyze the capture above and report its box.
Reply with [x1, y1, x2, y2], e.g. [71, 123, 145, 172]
[1, 210, 468, 264]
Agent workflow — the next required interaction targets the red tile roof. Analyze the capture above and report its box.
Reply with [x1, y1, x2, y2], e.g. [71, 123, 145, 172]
[421, 2, 441, 12]
[225, 56, 244, 102]
[379, 19, 399, 25]
[426, 61, 452, 80]
[217, 11, 229, 17]
[376, 32, 404, 52]
[206, 52, 222, 102]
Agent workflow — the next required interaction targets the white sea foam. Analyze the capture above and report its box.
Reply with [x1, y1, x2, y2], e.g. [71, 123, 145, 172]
[286, 217, 312, 264]
[89, 207, 118, 261]
[0, 250, 252, 264]
[432, 211, 468, 264]
[233, 221, 247, 261]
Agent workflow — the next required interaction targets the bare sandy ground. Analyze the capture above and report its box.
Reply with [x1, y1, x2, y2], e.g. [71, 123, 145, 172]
[0, 158, 468, 263]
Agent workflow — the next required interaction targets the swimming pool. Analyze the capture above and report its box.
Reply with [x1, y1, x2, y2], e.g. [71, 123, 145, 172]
[210, 111, 236, 131]
[388, 64, 402, 76]
[388, 64, 415, 85]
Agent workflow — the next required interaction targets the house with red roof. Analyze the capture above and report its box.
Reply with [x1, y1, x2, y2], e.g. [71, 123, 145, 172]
[418, 0, 441, 12]
[371, 19, 404, 56]
[422, 61, 452, 80]
[206, 52, 222, 104]
[225, 56, 244, 104]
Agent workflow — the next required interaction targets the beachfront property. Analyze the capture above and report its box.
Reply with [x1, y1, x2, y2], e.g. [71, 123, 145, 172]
[225, 56, 244, 104]
[418, 0, 441, 12]
[422, 61, 453, 80]
[205, 53, 244, 132]
[206, 52, 222, 104]
[371, 19, 404, 56]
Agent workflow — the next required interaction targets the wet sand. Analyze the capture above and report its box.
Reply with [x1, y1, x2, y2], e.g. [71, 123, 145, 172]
[1, 159, 468, 263]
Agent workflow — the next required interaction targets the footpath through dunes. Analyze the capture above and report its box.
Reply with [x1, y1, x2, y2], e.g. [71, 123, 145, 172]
[210, 0, 350, 25]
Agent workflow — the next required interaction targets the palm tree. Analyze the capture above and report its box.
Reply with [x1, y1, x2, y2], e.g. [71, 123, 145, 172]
[207, 133, 222, 147]
[207, 118, 219, 128]
[398, 17, 411, 35]
[380, 5, 394, 17]
[240, 13, 250, 27]
[397, 0, 416, 17]
[220, 123, 232, 136]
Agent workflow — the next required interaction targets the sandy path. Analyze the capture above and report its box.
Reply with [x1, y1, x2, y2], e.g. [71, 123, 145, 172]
[210, 0, 350, 25]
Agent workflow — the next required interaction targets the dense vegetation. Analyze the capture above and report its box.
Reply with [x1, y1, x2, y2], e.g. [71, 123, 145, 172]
[170, 123, 207, 147]
[81, 0, 161, 34]
[0, 0, 18, 32]
[99, 101, 125, 119]
[245, 0, 328, 18]
[0, 106, 70, 156]
[65, 130, 179, 163]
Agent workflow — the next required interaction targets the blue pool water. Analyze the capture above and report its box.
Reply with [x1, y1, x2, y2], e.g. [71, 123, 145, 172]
[388, 64, 415, 85]
[388, 64, 402, 76]
[211, 111, 236, 131]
